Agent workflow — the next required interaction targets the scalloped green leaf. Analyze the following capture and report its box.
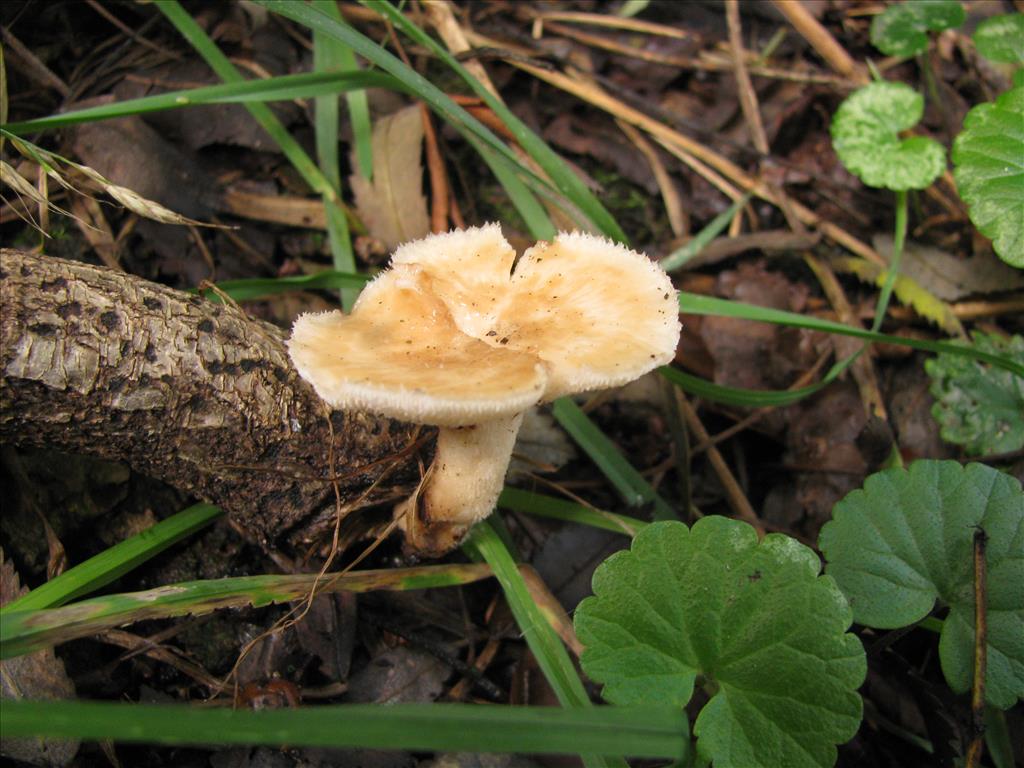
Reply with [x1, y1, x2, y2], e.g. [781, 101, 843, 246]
[575, 518, 865, 768]
[819, 461, 1024, 709]
[973, 13, 1024, 64]
[871, 1, 966, 57]
[925, 333, 1024, 455]
[953, 86, 1024, 266]
[831, 82, 946, 190]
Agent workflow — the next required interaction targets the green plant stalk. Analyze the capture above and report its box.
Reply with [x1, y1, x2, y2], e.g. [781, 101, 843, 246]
[155, 0, 357, 282]
[660, 193, 751, 271]
[361, 0, 626, 241]
[1, 71, 404, 133]
[464, 523, 629, 768]
[473, 137, 556, 240]
[313, 0, 359, 310]
[0, 700, 688, 758]
[498, 488, 647, 536]
[872, 189, 908, 332]
[251, 1, 555, 201]
[259, 0, 621, 241]
[195, 269, 371, 302]
[1, 504, 223, 614]
[0, 563, 495, 659]
[316, 3, 373, 181]
[679, 292, 1024, 377]
[552, 399, 677, 520]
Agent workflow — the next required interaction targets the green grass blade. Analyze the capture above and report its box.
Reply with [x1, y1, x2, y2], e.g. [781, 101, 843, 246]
[1, 71, 403, 133]
[254, 2, 563, 221]
[195, 269, 371, 302]
[322, 8, 374, 180]
[363, 0, 625, 241]
[679, 292, 1024, 376]
[155, 1, 345, 208]
[463, 523, 628, 768]
[313, 0, 358, 310]
[1, 504, 222, 614]
[871, 188, 906, 331]
[0, 564, 494, 659]
[498, 488, 647, 536]
[0, 701, 688, 758]
[660, 193, 751, 271]
[551, 399, 676, 520]
[660, 354, 860, 407]
[465, 522, 589, 708]
[475, 139, 556, 239]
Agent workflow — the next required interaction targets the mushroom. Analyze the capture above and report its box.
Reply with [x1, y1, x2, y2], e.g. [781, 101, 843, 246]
[288, 224, 680, 555]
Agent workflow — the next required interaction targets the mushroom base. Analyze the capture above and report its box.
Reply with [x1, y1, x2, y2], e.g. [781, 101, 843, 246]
[397, 412, 524, 556]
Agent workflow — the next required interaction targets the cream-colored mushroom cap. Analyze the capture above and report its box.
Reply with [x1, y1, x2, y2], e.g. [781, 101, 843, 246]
[287, 225, 680, 424]
[288, 265, 546, 427]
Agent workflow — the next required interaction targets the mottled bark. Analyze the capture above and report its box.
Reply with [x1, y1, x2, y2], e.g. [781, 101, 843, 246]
[0, 249, 423, 546]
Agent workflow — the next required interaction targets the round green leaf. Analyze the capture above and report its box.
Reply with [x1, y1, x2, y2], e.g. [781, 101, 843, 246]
[819, 461, 1024, 709]
[871, 1, 966, 57]
[925, 333, 1024, 455]
[831, 82, 946, 191]
[953, 85, 1024, 266]
[973, 13, 1024, 64]
[575, 518, 865, 768]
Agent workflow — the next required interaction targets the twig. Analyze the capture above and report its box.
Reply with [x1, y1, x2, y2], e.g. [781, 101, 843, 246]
[770, 0, 866, 82]
[421, 104, 450, 233]
[690, 349, 831, 457]
[84, 0, 181, 61]
[966, 527, 988, 768]
[529, 9, 693, 39]
[804, 254, 888, 420]
[677, 395, 764, 536]
[422, 0, 502, 100]
[0, 26, 70, 96]
[726, 0, 770, 155]
[617, 120, 687, 237]
[510, 60, 887, 266]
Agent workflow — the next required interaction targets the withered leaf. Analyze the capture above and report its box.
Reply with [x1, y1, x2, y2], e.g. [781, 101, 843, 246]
[350, 105, 431, 250]
[0, 551, 79, 767]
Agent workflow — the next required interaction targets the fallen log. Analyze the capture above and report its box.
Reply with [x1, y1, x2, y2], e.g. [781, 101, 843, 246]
[0, 249, 422, 547]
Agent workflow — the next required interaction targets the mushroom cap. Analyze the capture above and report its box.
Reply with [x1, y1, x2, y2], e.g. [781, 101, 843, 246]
[288, 266, 546, 427]
[288, 225, 680, 424]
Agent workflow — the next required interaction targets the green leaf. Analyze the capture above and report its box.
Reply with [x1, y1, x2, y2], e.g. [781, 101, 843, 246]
[576, 518, 865, 768]
[870, 0, 965, 57]
[925, 333, 1024, 455]
[0, 71, 403, 134]
[818, 461, 1024, 709]
[831, 81, 946, 190]
[953, 85, 1024, 266]
[0, 700, 688, 759]
[973, 13, 1024, 64]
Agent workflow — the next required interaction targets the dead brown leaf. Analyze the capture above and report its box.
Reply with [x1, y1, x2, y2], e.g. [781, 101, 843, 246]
[0, 551, 79, 767]
[874, 234, 1024, 301]
[350, 105, 431, 250]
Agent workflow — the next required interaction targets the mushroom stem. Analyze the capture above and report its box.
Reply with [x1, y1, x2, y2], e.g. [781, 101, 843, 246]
[398, 412, 524, 555]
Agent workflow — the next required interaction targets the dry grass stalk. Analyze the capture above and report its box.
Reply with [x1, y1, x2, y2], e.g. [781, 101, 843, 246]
[804, 253, 889, 420]
[770, 0, 867, 83]
[617, 119, 688, 238]
[511, 59, 886, 265]
[725, 0, 770, 155]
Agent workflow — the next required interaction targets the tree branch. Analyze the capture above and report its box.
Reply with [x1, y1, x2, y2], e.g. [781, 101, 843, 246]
[0, 249, 422, 546]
